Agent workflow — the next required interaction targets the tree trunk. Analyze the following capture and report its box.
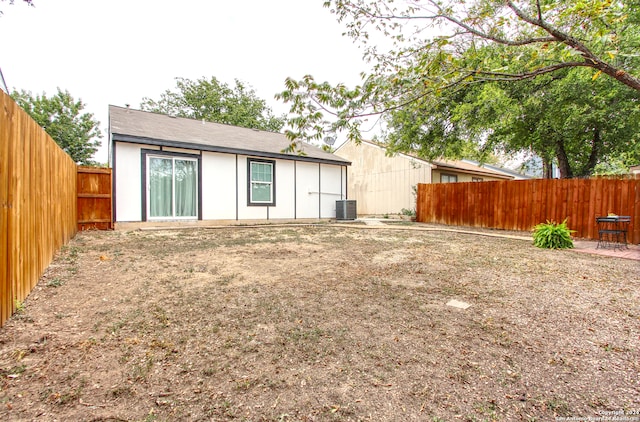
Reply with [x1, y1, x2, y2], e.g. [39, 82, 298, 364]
[555, 140, 573, 179]
[542, 156, 554, 179]
[579, 128, 600, 177]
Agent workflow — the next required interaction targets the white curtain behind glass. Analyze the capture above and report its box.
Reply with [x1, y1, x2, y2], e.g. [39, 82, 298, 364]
[149, 157, 173, 217]
[175, 160, 197, 217]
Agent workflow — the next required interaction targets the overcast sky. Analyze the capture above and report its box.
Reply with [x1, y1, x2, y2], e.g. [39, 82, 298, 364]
[0, 0, 369, 163]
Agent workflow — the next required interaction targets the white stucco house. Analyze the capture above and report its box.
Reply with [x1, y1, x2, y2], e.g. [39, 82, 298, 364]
[109, 105, 350, 225]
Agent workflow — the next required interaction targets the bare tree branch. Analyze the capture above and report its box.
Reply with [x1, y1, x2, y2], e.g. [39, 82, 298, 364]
[474, 62, 590, 81]
[429, 0, 556, 47]
[505, 0, 640, 90]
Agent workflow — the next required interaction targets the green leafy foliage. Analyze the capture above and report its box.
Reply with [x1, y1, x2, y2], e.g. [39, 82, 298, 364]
[483, 68, 640, 178]
[400, 208, 415, 217]
[11, 88, 102, 165]
[385, 66, 640, 177]
[141, 76, 285, 132]
[532, 219, 575, 250]
[13, 298, 25, 314]
[278, 0, 640, 159]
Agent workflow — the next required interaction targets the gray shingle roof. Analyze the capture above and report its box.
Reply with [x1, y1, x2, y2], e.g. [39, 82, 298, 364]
[109, 105, 350, 166]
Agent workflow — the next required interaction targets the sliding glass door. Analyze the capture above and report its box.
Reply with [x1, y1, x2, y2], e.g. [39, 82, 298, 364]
[148, 156, 197, 219]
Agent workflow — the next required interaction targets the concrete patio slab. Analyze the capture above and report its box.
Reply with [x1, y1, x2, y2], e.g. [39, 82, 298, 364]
[572, 240, 640, 261]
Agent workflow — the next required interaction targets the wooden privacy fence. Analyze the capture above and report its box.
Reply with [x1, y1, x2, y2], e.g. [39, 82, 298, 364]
[416, 177, 640, 244]
[1, 90, 78, 327]
[77, 166, 113, 231]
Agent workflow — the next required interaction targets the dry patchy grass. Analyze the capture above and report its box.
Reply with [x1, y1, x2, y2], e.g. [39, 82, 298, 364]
[0, 225, 638, 421]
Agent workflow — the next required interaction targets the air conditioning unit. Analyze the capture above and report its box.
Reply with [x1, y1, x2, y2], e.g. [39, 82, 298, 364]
[336, 200, 357, 220]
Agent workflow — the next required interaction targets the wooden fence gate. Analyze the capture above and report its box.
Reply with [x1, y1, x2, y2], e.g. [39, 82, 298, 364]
[77, 166, 113, 231]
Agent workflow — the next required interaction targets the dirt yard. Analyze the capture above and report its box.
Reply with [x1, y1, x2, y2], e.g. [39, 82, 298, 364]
[0, 225, 638, 421]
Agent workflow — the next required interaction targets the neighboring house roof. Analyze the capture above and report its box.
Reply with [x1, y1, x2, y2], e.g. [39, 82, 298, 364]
[461, 159, 532, 180]
[335, 139, 513, 180]
[431, 159, 514, 180]
[109, 105, 350, 166]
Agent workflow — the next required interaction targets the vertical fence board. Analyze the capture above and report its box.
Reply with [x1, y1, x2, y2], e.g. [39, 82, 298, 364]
[547, 181, 556, 226]
[0, 90, 78, 327]
[588, 179, 598, 239]
[571, 180, 583, 238]
[559, 181, 568, 227]
[1, 93, 13, 324]
[416, 177, 640, 244]
[513, 183, 531, 230]
[486, 182, 495, 229]
[463, 184, 469, 227]
[576, 180, 585, 236]
[531, 180, 541, 232]
[9, 100, 22, 314]
[513, 181, 522, 231]
[594, 179, 605, 218]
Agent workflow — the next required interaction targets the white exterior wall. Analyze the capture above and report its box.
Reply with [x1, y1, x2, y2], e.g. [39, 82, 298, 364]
[114, 142, 159, 222]
[237, 155, 268, 220]
[201, 152, 236, 220]
[114, 141, 347, 222]
[320, 164, 345, 218]
[297, 163, 347, 219]
[295, 162, 321, 218]
[269, 160, 295, 219]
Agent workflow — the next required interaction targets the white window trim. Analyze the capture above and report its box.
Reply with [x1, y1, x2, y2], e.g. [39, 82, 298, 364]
[440, 173, 458, 183]
[247, 158, 276, 206]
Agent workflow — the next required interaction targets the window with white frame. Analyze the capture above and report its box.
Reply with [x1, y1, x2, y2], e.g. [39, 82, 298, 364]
[248, 158, 275, 206]
[440, 173, 458, 183]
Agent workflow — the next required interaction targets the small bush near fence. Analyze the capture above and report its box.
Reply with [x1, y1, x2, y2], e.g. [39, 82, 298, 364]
[532, 219, 575, 249]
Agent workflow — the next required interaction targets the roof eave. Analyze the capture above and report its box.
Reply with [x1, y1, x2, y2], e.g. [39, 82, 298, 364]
[112, 133, 352, 166]
[431, 163, 514, 180]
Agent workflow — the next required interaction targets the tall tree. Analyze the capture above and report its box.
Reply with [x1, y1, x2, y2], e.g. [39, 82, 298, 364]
[491, 70, 640, 177]
[329, 0, 640, 90]
[277, 0, 640, 154]
[141, 76, 285, 132]
[12, 88, 102, 165]
[384, 66, 640, 178]
[383, 82, 486, 161]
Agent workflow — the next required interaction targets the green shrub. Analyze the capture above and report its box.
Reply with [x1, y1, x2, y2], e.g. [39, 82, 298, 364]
[400, 208, 416, 217]
[532, 219, 575, 249]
